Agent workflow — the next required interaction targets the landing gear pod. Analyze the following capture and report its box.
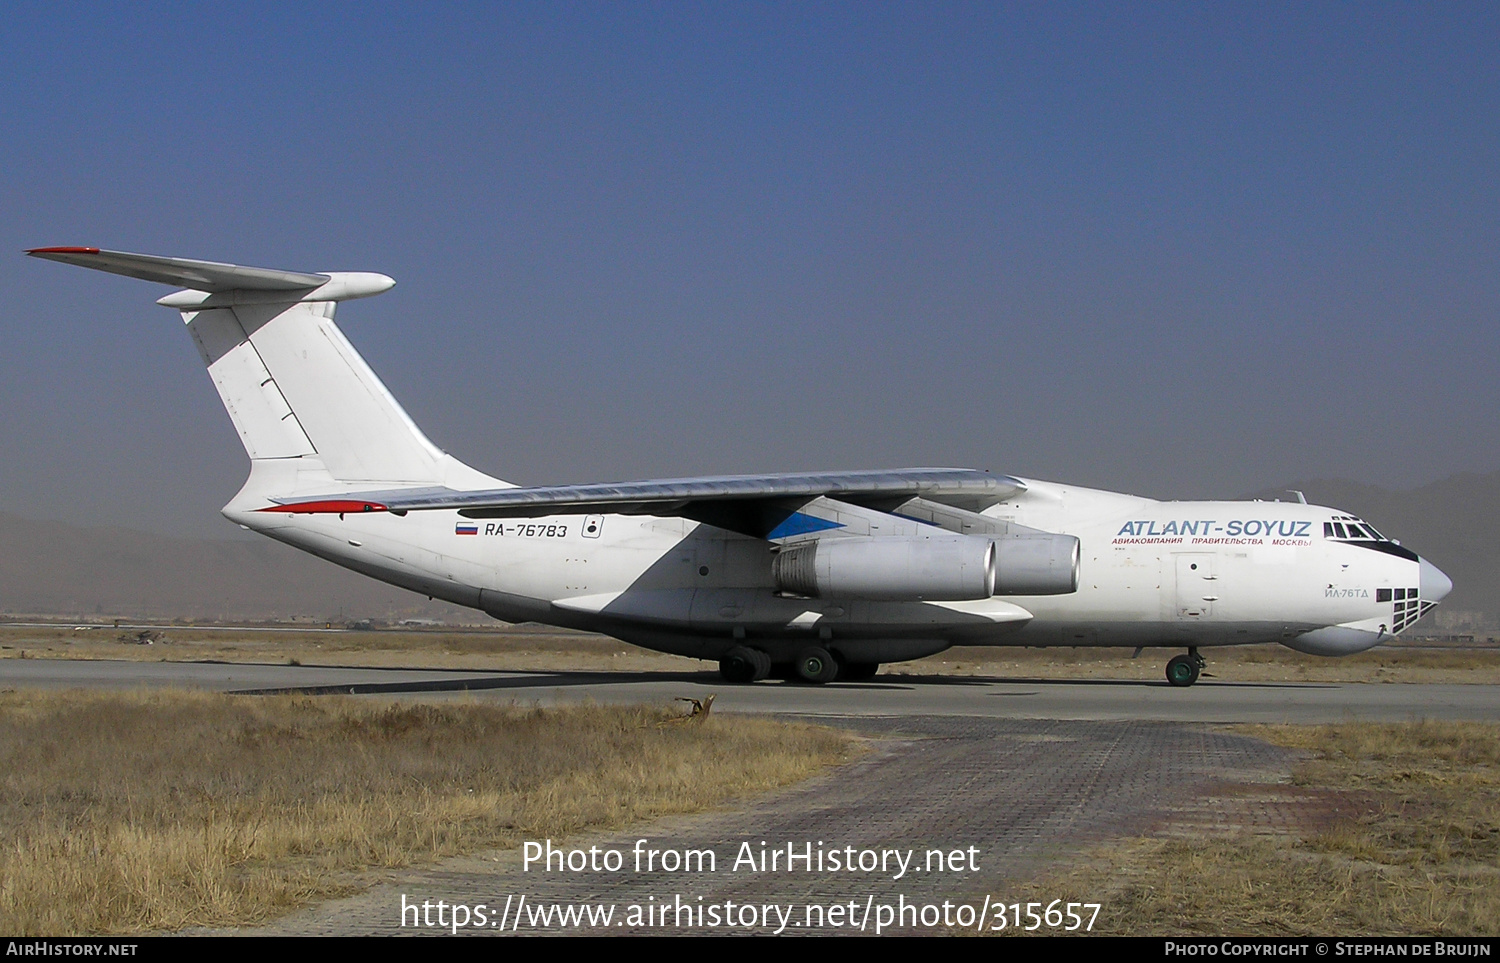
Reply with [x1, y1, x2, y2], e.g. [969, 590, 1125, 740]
[1283, 626, 1385, 656]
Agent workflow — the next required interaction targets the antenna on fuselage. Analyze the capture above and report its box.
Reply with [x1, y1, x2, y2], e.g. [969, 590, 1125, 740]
[1288, 490, 1307, 504]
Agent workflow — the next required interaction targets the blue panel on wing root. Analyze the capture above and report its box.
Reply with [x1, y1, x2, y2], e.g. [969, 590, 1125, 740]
[767, 513, 845, 540]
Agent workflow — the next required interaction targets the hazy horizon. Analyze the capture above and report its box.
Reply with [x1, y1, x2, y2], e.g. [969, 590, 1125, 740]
[5, 467, 1499, 624]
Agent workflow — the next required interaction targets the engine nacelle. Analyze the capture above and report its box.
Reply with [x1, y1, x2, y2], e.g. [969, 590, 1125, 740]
[992, 534, 1080, 595]
[773, 535, 996, 601]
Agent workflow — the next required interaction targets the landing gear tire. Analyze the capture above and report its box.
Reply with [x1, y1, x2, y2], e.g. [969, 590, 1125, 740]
[1166, 653, 1201, 687]
[794, 646, 840, 684]
[720, 646, 771, 683]
[838, 661, 880, 682]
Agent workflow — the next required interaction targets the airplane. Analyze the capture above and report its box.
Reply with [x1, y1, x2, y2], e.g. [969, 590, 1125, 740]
[26, 247, 1454, 687]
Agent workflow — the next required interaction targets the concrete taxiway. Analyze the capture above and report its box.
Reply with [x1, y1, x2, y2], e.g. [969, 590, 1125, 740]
[2, 657, 1495, 723]
[238, 716, 1301, 936]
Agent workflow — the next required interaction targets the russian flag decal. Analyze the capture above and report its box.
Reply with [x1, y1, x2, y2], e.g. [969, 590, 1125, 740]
[455, 522, 478, 536]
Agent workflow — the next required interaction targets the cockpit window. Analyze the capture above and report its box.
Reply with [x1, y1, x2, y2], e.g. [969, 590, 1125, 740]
[1325, 515, 1390, 542]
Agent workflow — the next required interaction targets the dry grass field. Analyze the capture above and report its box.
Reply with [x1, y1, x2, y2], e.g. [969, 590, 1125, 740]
[2, 622, 1498, 684]
[998, 721, 1500, 936]
[0, 690, 854, 935]
[3, 622, 1496, 936]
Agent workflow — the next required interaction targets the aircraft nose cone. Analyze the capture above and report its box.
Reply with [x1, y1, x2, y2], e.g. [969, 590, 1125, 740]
[1419, 557, 1453, 603]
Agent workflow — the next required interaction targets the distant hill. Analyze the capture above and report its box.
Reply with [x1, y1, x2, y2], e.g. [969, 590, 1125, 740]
[1244, 472, 1500, 630]
[0, 513, 478, 622]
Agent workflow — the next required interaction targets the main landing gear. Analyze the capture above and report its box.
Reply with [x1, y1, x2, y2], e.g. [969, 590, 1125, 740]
[1166, 647, 1206, 687]
[792, 646, 839, 684]
[719, 646, 772, 683]
[718, 645, 878, 684]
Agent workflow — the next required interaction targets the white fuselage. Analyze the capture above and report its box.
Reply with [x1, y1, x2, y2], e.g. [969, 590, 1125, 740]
[232, 477, 1434, 665]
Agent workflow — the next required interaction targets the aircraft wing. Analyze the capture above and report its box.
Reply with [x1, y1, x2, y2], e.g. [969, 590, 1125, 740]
[264, 468, 1025, 535]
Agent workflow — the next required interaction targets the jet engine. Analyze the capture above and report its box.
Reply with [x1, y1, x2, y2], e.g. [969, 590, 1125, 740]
[773, 534, 996, 601]
[991, 533, 1080, 595]
[772, 531, 1080, 601]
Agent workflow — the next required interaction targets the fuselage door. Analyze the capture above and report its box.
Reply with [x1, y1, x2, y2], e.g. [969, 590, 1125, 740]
[1175, 554, 1216, 619]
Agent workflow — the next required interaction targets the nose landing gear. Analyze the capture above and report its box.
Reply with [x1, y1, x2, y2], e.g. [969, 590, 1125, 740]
[1166, 647, 1206, 687]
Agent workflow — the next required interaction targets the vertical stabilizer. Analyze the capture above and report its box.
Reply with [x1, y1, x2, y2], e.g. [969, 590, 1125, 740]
[26, 247, 504, 499]
[186, 298, 445, 483]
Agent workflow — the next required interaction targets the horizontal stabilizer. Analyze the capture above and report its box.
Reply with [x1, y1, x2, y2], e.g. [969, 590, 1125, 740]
[27, 247, 330, 293]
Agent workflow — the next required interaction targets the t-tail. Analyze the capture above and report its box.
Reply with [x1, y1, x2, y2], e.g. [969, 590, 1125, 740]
[25, 247, 504, 518]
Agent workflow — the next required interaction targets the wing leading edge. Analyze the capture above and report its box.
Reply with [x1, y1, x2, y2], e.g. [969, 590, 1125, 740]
[263, 469, 1026, 535]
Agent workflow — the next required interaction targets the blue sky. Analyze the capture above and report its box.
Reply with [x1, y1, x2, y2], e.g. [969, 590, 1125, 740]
[3, 3, 1498, 536]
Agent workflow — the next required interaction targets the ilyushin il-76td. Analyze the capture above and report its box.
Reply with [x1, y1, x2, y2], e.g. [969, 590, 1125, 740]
[27, 247, 1453, 686]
